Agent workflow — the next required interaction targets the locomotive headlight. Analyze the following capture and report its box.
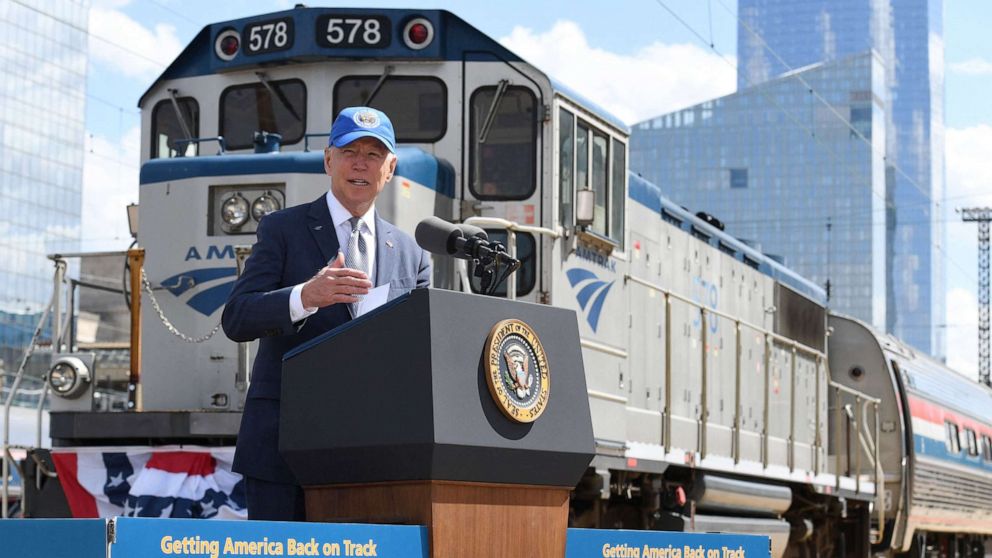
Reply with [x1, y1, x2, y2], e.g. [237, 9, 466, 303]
[251, 192, 281, 221]
[48, 356, 91, 399]
[221, 193, 250, 229]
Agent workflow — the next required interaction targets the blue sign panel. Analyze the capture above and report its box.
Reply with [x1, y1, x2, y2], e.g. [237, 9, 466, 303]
[111, 518, 429, 558]
[0, 519, 108, 558]
[565, 529, 770, 558]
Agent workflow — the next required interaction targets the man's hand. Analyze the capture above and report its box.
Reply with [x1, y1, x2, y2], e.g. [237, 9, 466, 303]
[300, 252, 371, 309]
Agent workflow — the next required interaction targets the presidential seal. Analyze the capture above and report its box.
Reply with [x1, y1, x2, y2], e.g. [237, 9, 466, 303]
[484, 319, 550, 423]
[352, 109, 381, 129]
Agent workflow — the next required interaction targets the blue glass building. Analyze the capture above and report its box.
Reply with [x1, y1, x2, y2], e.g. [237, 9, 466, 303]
[632, 0, 944, 356]
[631, 52, 888, 328]
[0, 0, 88, 367]
[736, 0, 945, 359]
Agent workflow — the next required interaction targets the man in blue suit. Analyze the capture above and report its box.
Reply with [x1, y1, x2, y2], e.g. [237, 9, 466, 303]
[222, 107, 431, 520]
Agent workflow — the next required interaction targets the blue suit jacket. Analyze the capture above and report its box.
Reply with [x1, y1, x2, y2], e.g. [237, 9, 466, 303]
[222, 194, 431, 483]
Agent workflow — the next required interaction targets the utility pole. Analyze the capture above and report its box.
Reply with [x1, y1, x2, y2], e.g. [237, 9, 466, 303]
[960, 207, 991, 386]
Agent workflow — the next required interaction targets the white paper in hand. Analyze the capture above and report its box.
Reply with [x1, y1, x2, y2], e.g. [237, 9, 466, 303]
[354, 284, 389, 317]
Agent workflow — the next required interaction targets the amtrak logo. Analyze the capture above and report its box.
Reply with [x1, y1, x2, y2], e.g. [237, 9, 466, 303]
[566, 268, 615, 332]
[352, 110, 380, 128]
[160, 267, 237, 316]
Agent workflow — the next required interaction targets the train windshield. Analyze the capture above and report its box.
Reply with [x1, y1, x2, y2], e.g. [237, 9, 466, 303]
[469, 85, 537, 200]
[334, 76, 446, 142]
[220, 78, 306, 150]
[151, 97, 199, 158]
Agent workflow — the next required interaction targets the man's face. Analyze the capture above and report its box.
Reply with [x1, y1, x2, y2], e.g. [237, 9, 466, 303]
[324, 136, 397, 216]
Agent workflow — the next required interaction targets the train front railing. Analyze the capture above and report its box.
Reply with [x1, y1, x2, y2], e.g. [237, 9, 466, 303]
[829, 381, 883, 544]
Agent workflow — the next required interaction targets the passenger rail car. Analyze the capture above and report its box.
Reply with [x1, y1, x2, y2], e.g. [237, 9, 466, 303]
[829, 316, 992, 557]
[4, 6, 917, 557]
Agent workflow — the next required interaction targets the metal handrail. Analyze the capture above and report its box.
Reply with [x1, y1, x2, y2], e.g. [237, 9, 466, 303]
[624, 273, 826, 360]
[2, 260, 64, 518]
[828, 381, 884, 543]
[458, 217, 560, 300]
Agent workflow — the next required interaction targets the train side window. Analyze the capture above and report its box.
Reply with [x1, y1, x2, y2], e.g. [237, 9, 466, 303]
[151, 97, 199, 159]
[591, 130, 608, 235]
[334, 76, 446, 142]
[468, 230, 536, 297]
[558, 108, 575, 228]
[610, 138, 626, 243]
[469, 86, 537, 200]
[964, 428, 979, 457]
[572, 120, 624, 244]
[576, 122, 589, 209]
[944, 421, 961, 454]
[982, 435, 992, 462]
[220, 78, 306, 150]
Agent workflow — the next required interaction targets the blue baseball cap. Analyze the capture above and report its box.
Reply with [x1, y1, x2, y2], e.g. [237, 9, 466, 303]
[329, 106, 396, 153]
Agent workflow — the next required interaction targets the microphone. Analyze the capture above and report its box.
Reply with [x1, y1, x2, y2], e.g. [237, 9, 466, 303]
[415, 216, 464, 258]
[459, 223, 488, 241]
[415, 217, 496, 261]
[415, 217, 522, 296]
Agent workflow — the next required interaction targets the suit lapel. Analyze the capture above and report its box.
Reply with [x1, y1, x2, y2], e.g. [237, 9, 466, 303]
[306, 195, 339, 264]
[375, 213, 396, 287]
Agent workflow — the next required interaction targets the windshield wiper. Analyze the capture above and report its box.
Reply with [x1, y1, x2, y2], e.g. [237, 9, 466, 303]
[477, 79, 509, 144]
[363, 65, 394, 106]
[167, 88, 193, 140]
[255, 71, 302, 122]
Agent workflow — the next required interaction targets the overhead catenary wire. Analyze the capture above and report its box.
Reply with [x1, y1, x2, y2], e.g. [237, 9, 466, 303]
[648, 0, 975, 291]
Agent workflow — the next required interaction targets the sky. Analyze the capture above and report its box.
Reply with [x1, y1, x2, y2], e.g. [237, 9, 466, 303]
[80, 0, 992, 377]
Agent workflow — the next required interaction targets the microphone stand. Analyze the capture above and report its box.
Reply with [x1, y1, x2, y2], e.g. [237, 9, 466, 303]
[461, 237, 520, 296]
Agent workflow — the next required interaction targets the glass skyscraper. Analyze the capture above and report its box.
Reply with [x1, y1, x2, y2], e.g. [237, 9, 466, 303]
[737, 0, 945, 358]
[0, 0, 88, 367]
[631, 52, 888, 328]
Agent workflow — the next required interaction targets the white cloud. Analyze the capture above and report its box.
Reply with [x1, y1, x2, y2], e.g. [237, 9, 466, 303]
[499, 21, 735, 125]
[88, 6, 183, 80]
[945, 287, 978, 381]
[949, 57, 992, 76]
[946, 124, 992, 203]
[81, 126, 140, 252]
[943, 125, 992, 379]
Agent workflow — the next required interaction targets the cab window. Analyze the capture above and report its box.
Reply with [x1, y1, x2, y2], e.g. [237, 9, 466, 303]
[151, 97, 199, 158]
[334, 76, 446, 142]
[611, 139, 626, 241]
[220, 79, 306, 150]
[469, 86, 537, 200]
[558, 108, 575, 228]
[562, 110, 626, 246]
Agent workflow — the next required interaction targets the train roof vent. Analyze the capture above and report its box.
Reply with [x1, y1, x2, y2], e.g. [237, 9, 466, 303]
[690, 226, 711, 244]
[661, 208, 683, 227]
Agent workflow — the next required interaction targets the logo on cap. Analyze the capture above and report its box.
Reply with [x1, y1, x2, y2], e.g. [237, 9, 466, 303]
[352, 110, 381, 129]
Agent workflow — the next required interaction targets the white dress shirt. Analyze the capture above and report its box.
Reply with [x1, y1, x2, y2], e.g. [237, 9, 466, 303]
[289, 191, 376, 322]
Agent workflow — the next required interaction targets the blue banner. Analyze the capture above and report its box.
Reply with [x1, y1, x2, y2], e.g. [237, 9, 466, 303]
[566, 529, 770, 558]
[0, 519, 108, 558]
[0, 519, 770, 558]
[111, 518, 429, 558]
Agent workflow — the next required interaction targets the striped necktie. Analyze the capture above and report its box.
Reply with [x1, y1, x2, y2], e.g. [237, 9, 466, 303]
[346, 216, 368, 315]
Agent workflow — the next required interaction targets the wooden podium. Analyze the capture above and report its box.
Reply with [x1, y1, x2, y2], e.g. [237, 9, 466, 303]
[279, 289, 594, 558]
